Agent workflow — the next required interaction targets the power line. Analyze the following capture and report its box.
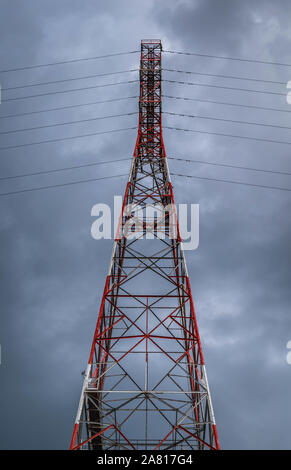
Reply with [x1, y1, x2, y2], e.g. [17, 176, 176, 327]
[2, 69, 138, 91]
[1, 167, 290, 199]
[164, 79, 286, 97]
[1, 122, 289, 154]
[0, 96, 138, 120]
[0, 48, 288, 76]
[2, 154, 289, 184]
[164, 125, 291, 146]
[1, 123, 290, 154]
[5, 77, 283, 104]
[163, 50, 291, 67]
[168, 157, 291, 177]
[0, 51, 138, 74]
[163, 94, 291, 114]
[0, 126, 137, 152]
[172, 172, 291, 193]
[2, 80, 139, 103]
[4, 67, 280, 91]
[164, 68, 286, 85]
[164, 111, 291, 131]
[0, 158, 131, 182]
[1, 93, 287, 123]
[0, 173, 128, 198]
[0, 112, 138, 136]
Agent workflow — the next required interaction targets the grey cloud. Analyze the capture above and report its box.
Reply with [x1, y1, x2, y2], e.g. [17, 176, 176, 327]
[0, 0, 290, 450]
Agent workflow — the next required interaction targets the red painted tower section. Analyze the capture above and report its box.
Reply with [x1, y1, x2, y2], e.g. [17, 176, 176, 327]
[70, 40, 220, 451]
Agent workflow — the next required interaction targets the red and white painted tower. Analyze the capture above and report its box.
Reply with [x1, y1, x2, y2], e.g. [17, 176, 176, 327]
[70, 40, 220, 451]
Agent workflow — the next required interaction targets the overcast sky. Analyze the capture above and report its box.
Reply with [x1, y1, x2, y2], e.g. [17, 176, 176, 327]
[0, 0, 291, 450]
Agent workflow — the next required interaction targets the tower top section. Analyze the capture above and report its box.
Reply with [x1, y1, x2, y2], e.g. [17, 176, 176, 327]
[141, 39, 161, 44]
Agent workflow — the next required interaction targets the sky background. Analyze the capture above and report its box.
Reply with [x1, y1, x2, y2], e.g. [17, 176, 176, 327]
[0, 0, 291, 449]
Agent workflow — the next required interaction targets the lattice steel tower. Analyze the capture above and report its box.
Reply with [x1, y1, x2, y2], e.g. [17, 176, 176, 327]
[70, 40, 220, 450]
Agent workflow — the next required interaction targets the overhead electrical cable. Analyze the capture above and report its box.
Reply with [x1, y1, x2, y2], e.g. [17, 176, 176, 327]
[164, 111, 291, 131]
[1, 69, 139, 91]
[0, 112, 138, 136]
[3, 67, 281, 91]
[1, 155, 289, 184]
[164, 125, 291, 146]
[163, 50, 291, 67]
[1, 80, 139, 103]
[164, 68, 286, 85]
[0, 158, 131, 182]
[0, 127, 137, 151]
[0, 51, 139, 74]
[164, 79, 286, 96]
[0, 96, 138, 120]
[172, 172, 291, 192]
[0, 174, 128, 198]
[163, 95, 291, 114]
[168, 157, 291, 177]
[1, 169, 290, 199]
[1, 123, 291, 152]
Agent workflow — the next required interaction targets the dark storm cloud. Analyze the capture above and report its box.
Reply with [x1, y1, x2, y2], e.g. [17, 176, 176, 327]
[155, 0, 291, 449]
[0, 0, 290, 449]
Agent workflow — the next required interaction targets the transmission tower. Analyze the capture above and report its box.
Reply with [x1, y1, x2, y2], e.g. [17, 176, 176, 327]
[70, 40, 220, 451]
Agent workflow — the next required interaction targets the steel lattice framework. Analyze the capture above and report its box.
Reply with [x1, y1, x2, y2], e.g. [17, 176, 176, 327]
[70, 40, 220, 451]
